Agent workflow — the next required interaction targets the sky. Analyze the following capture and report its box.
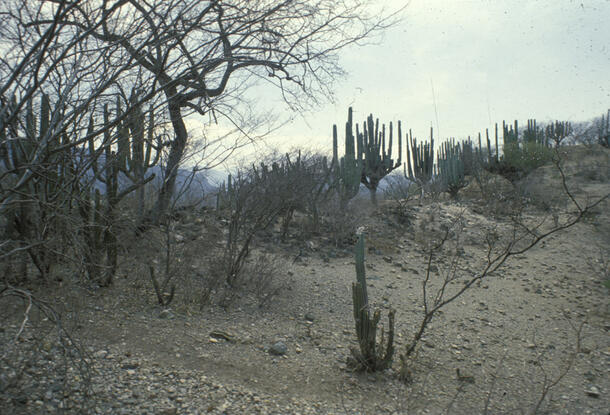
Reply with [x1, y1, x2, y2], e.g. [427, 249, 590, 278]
[249, 0, 609, 158]
[195, 0, 609, 171]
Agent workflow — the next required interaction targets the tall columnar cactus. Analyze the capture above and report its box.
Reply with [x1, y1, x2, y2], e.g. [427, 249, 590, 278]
[524, 119, 546, 146]
[404, 127, 434, 199]
[349, 232, 395, 372]
[502, 120, 519, 155]
[460, 137, 475, 176]
[545, 121, 572, 147]
[88, 96, 160, 204]
[437, 139, 468, 199]
[117, 93, 161, 219]
[356, 113, 402, 205]
[0, 93, 72, 280]
[484, 119, 553, 185]
[79, 95, 161, 285]
[331, 107, 363, 209]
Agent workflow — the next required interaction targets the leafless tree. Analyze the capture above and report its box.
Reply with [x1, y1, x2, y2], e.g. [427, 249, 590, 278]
[49, 0, 398, 219]
[400, 150, 608, 362]
[1, 0, 397, 285]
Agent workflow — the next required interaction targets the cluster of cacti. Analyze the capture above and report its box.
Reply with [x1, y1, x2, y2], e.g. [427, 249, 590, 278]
[523, 119, 546, 146]
[88, 94, 160, 213]
[437, 138, 468, 199]
[475, 126, 499, 168]
[329, 107, 403, 206]
[349, 232, 395, 371]
[78, 93, 160, 285]
[545, 121, 573, 147]
[404, 127, 434, 183]
[0, 93, 73, 280]
[356, 112, 402, 205]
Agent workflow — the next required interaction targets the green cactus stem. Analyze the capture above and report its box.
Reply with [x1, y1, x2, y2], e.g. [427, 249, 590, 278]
[356, 113, 402, 205]
[348, 232, 395, 372]
[331, 107, 363, 209]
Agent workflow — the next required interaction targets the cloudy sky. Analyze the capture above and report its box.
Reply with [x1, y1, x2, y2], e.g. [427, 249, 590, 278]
[250, 0, 609, 158]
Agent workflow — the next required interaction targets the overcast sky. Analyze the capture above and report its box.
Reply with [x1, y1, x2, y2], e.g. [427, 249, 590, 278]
[248, 0, 609, 158]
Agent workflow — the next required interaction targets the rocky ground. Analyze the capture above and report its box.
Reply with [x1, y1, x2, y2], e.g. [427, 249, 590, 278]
[1, 145, 609, 414]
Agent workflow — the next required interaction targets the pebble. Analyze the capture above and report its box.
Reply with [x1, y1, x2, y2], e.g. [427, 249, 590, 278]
[159, 309, 175, 320]
[585, 386, 600, 398]
[269, 341, 288, 356]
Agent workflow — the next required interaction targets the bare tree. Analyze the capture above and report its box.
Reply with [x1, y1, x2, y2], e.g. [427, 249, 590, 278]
[400, 151, 608, 362]
[51, 0, 397, 219]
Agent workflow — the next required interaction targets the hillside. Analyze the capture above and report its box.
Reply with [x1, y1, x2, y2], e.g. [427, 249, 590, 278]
[1, 145, 609, 414]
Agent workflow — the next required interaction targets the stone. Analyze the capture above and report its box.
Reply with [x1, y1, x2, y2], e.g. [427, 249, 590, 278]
[304, 313, 315, 322]
[585, 385, 600, 398]
[159, 309, 175, 320]
[269, 341, 287, 356]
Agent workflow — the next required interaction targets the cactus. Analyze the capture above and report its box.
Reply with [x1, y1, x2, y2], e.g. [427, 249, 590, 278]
[523, 119, 545, 146]
[404, 127, 434, 199]
[330, 107, 403, 206]
[356, 113, 402, 205]
[348, 232, 395, 372]
[115, 93, 160, 218]
[483, 119, 553, 185]
[331, 107, 363, 209]
[437, 139, 468, 199]
[0, 93, 72, 280]
[77, 189, 107, 283]
[545, 121, 572, 147]
[78, 95, 160, 285]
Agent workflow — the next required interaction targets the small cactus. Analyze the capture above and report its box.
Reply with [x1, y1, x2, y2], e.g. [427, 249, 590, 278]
[348, 232, 395, 372]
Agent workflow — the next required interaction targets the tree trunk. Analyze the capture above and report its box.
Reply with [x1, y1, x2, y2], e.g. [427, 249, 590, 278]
[156, 87, 188, 222]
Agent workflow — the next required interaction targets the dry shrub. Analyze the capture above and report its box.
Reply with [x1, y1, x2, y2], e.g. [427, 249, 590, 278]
[321, 197, 359, 247]
[0, 288, 91, 413]
[383, 174, 417, 225]
[203, 251, 284, 308]
[243, 253, 286, 308]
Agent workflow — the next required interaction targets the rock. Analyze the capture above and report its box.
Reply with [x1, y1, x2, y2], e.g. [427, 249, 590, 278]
[158, 408, 177, 415]
[94, 350, 108, 359]
[304, 313, 315, 322]
[210, 330, 236, 342]
[585, 385, 600, 398]
[159, 309, 175, 320]
[382, 256, 392, 263]
[306, 240, 317, 251]
[269, 341, 288, 356]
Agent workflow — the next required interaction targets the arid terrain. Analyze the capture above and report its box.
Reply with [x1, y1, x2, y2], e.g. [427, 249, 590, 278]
[1, 145, 609, 415]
